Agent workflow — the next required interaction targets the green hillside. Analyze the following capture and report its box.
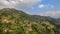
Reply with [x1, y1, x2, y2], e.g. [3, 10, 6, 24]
[0, 8, 60, 34]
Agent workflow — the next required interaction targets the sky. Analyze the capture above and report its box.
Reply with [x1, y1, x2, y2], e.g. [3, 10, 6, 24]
[0, 0, 60, 18]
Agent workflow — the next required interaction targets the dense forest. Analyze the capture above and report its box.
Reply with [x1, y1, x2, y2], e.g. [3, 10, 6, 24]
[0, 8, 60, 34]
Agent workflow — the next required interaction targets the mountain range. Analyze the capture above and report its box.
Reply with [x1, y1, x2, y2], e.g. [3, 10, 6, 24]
[0, 8, 60, 34]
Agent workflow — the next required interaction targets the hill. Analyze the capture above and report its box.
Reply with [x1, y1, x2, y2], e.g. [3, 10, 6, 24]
[0, 8, 60, 34]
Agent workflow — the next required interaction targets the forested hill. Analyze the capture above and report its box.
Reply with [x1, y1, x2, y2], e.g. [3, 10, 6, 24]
[0, 8, 60, 34]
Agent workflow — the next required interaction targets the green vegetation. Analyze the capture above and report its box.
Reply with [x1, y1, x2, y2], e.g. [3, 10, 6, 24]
[0, 8, 60, 34]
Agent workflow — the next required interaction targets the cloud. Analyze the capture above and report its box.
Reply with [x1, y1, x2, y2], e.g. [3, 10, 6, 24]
[0, 0, 41, 9]
[38, 4, 45, 8]
[38, 4, 54, 8]
[38, 11, 60, 18]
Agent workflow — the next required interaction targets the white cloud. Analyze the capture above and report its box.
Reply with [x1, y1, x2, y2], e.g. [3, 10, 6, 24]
[0, 0, 41, 9]
[38, 11, 60, 18]
[38, 4, 54, 8]
[19, 0, 24, 2]
[38, 4, 45, 8]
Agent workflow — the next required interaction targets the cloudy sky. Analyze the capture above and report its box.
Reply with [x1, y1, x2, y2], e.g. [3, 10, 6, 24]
[0, 0, 60, 18]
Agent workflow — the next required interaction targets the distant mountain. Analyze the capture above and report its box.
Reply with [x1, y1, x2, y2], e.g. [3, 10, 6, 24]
[0, 8, 60, 34]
